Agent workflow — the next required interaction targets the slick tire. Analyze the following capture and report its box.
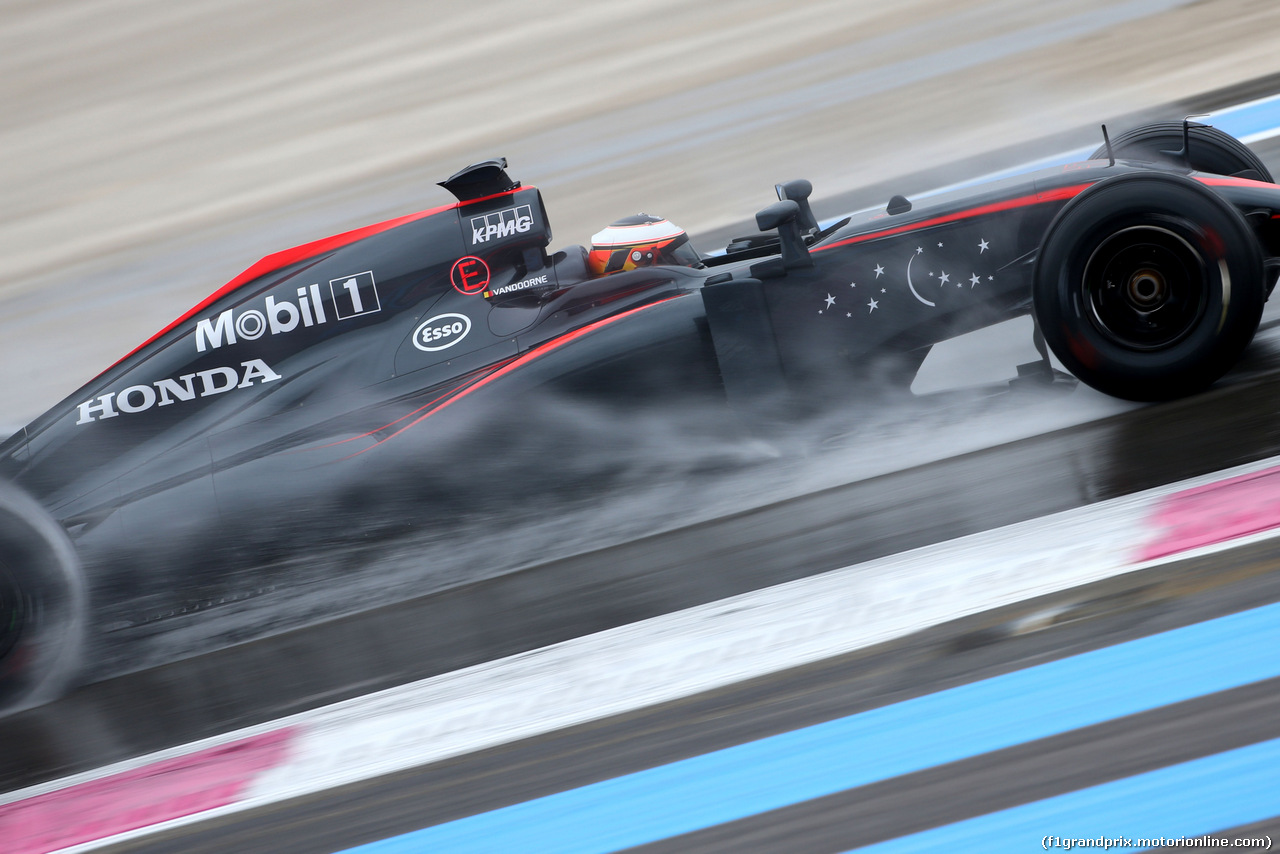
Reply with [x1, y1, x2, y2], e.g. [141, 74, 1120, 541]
[0, 481, 85, 714]
[1032, 173, 1265, 402]
[1091, 122, 1273, 183]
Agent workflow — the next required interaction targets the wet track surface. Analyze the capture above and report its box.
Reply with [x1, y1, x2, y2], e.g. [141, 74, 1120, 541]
[105, 530, 1280, 852]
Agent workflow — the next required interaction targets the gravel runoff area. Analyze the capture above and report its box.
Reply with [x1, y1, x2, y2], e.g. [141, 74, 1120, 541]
[2, 0, 1280, 424]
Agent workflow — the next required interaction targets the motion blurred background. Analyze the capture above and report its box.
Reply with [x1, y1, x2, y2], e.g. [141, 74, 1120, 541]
[4, 0, 1280, 428]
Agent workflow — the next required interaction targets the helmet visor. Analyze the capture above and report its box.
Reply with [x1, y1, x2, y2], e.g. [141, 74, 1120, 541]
[662, 233, 702, 268]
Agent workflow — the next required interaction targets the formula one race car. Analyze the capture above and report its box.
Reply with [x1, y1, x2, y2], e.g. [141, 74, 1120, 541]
[2, 121, 1278, 711]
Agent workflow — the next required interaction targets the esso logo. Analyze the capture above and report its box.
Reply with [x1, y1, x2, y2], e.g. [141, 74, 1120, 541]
[413, 313, 472, 352]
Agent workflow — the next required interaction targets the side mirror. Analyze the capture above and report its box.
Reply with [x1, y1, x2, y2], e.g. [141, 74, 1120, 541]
[755, 200, 813, 272]
[755, 199, 797, 232]
[775, 179, 819, 234]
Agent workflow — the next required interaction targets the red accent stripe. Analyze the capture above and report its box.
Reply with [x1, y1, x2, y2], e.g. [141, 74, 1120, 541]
[346, 296, 685, 456]
[101, 187, 530, 375]
[1194, 175, 1277, 189]
[813, 183, 1095, 252]
[305, 361, 515, 453]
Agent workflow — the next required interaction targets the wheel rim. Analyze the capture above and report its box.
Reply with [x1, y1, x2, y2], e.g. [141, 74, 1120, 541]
[0, 566, 25, 664]
[1082, 225, 1209, 350]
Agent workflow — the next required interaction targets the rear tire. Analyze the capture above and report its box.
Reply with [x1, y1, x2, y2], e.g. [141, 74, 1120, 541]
[0, 482, 85, 714]
[1032, 172, 1265, 402]
[1091, 122, 1273, 182]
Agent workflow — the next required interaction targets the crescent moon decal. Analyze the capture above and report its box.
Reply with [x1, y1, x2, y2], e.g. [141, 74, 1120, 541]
[906, 247, 935, 307]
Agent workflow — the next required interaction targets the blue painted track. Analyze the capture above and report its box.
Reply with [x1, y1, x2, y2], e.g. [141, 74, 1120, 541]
[346, 601, 1280, 854]
[856, 737, 1280, 853]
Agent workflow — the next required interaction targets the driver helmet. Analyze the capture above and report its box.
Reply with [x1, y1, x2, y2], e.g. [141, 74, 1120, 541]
[588, 214, 702, 276]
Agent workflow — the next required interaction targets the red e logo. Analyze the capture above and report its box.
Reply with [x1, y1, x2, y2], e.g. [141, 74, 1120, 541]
[451, 256, 491, 294]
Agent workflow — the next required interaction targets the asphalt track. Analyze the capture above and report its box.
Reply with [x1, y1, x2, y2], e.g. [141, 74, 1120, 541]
[105, 526, 1280, 852]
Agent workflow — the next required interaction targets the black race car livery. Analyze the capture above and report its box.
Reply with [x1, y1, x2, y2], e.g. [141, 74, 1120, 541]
[2, 123, 1278, 711]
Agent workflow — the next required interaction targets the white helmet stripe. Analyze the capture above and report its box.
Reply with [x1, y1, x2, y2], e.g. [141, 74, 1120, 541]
[590, 219, 684, 246]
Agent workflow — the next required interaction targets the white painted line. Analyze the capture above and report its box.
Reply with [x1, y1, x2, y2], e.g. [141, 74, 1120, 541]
[10, 451, 1280, 853]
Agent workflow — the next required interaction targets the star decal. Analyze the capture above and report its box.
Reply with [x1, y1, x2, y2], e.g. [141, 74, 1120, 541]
[916, 246, 924, 255]
[881, 287, 886, 293]
[969, 273, 981, 287]
[979, 239, 989, 254]
[824, 293, 836, 308]
[937, 241, 944, 248]
[849, 281, 857, 288]
[846, 312, 851, 318]
[938, 271, 950, 285]
[867, 298, 879, 313]
[874, 264, 885, 278]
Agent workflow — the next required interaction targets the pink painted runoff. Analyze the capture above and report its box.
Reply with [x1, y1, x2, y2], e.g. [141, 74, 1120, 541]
[0, 727, 295, 854]
[1139, 465, 1280, 562]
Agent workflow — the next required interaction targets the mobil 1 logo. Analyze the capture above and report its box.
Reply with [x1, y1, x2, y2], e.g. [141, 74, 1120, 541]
[330, 271, 381, 319]
[195, 270, 384, 353]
